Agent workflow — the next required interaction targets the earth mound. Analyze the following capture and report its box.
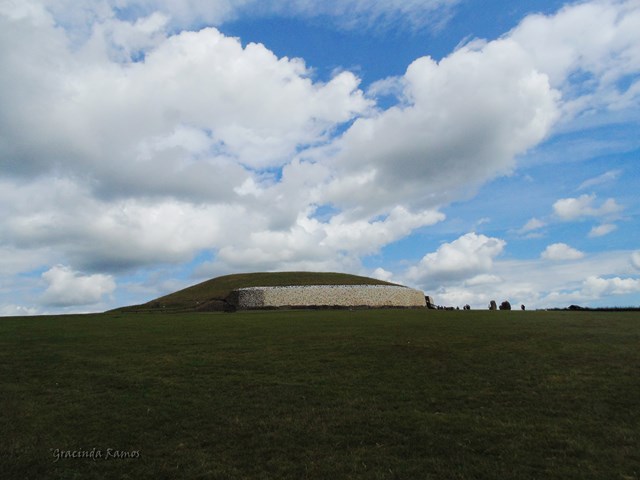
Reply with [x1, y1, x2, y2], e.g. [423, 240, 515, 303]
[112, 271, 404, 313]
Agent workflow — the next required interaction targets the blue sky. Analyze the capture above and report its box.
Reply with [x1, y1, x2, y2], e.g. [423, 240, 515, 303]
[0, 0, 639, 315]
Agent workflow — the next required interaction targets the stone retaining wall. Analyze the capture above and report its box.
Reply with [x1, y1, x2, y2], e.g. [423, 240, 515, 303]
[232, 285, 426, 309]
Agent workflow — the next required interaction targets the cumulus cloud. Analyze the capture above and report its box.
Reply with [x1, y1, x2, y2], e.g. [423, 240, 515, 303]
[582, 275, 640, 297]
[323, 36, 560, 215]
[540, 274, 640, 306]
[553, 194, 623, 221]
[1, 0, 640, 312]
[371, 267, 394, 283]
[41, 265, 116, 307]
[0, 8, 370, 183]
[541, 243, 585, 261]
[406, 233, 506, 288]
[0, 178, 239, 271]
[420, 250, 639, 309]
[322, 0, 640, 217]
[210, 206, 444, 273]
[510, 0, 640, 115]
[0, 305, 39, 317]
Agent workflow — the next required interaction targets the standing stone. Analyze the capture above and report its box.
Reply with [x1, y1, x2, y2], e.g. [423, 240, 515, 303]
[499, 301, 512, 310]
[425, 296, 436, 309]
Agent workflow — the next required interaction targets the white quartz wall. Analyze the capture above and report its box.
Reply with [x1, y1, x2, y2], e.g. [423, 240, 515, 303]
[234, 285, 426, 309]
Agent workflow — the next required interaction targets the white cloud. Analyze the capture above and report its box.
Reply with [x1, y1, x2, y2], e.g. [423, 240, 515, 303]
[510, 0, 640, 116]
[519, 217, 546, 233]
[40, 0, 246, 34]
[464, 274, 502, 286]
[539, 274, 640, 307]
[211, 206, 444, 273]
[0, 6, 371, 187]
[323, 35, 560, 215]
[582, 275, 640, 297]
[415, 250, 639, 309]
[1, 0, 640, 313]
[0, 305, 40, 317]
[371, 267, 394, 283]
[41, 265, 116, 307]
[589, 223, 617, 237]
[541, 243, 585, 261]
[432, 284, 536, 310]
[553, 194, 622, 221]
[0, 245, 50, 278]
[578, 169, 621, 190]
[406, 233, 506, 288]
[0, 178, 243, 271]
[52, 0, 461, 32]
[632, 251, 640, 270]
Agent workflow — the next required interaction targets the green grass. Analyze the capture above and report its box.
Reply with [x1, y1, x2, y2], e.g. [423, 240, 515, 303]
[117, 271, 397, 313]
[1, 309, 639, 479]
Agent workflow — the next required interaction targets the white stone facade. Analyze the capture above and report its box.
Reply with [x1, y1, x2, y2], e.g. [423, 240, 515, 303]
[233, 285, 426, 309]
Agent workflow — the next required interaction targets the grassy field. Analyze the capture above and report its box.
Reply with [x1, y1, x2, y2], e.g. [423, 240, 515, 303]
[1, 309, 639, 479]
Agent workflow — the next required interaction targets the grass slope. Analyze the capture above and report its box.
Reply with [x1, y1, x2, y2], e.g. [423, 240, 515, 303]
[116, 271, 398, 313]
[1, 309, 639, 479]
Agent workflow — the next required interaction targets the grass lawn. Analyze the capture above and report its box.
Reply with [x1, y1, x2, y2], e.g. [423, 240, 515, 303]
[1, 309, 639, 479]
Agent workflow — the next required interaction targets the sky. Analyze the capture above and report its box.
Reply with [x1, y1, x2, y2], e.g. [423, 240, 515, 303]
[1, 0, 639, 315]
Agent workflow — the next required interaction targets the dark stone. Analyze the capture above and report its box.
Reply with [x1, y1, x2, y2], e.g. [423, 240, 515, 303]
[499, 301, 512, 310]
[425, 296, 436, 309]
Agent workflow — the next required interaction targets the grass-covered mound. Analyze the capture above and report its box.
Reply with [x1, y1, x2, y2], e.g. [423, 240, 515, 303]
[115, 271, 398, 313]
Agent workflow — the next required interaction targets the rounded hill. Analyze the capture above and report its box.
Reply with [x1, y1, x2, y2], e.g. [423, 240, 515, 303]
[113, 271, 401, 313]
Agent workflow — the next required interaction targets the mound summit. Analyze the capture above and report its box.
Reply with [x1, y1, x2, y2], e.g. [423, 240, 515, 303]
[114, 272, 426, 313]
